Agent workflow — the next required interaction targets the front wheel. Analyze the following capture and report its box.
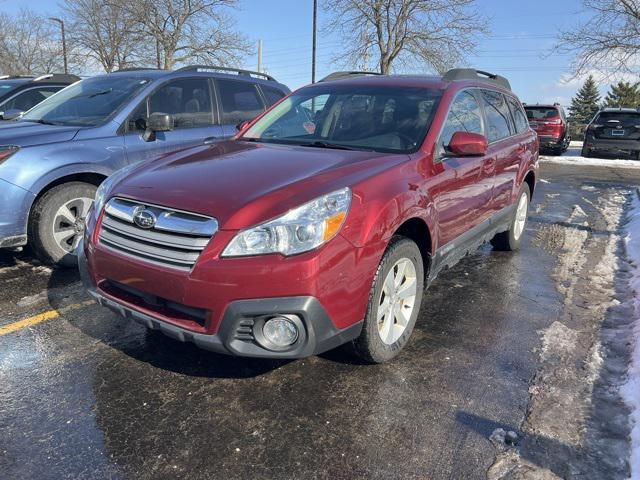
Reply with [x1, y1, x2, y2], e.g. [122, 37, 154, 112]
[29, 182, 97, 267]
[348, 236, 424, 363]
[491, 183, 530, 252]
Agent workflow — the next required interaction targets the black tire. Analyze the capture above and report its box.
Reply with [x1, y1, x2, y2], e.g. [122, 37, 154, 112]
[491, 183, 531, 252]
[348, 236, 424, 364]
[28, 182, 97, 267]
[552, 145, 563, 156]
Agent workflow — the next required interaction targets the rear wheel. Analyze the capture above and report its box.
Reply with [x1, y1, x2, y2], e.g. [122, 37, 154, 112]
[29, 182, 96, 267]
[349, 236, 424, 364]
[491, 183, 530, 252]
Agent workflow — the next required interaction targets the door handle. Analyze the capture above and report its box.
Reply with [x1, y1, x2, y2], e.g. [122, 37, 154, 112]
[483, 157, 496, 174]
[203, 137, 218, 145]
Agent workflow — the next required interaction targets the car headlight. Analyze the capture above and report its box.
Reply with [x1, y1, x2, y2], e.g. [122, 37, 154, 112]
[0, 145, 19, 165]
[93, 163, 140, 217]
[222, 188, 351, 257]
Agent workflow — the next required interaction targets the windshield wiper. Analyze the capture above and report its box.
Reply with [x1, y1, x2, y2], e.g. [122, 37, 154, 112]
[300, 141, 358, 151]
[29, 119, 60, 126]
[87, 89, 112, 98]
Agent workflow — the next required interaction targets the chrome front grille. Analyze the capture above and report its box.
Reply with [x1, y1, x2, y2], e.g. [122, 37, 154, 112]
[99, 197, 218, 271]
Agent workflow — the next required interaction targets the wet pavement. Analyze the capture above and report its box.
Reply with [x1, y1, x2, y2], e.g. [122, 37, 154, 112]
[1, 163, 639, 479]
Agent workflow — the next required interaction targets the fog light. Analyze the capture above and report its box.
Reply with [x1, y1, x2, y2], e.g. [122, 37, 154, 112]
[263, 316, 298, 347]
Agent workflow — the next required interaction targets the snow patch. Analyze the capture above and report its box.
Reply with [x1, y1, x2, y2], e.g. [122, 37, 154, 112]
[540, 155, 640, 169]
[623, 190, 640, 480]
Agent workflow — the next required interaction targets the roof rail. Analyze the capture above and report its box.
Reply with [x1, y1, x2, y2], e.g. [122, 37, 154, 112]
[0, 75, 34, 80]
[319, 71, 383, 82]
[175, 65, 276, 82]
[442, 68, 511, 91]
[114, 67, 165, 73]
[32, 73, 81, 83]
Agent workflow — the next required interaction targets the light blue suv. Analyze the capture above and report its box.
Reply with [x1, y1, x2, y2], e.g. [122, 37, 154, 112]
[0, 66, 289, 265]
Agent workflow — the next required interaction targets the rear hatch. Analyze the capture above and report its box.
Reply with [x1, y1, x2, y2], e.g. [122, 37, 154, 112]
[590, 111, 640, 141]
[525, 107, 563, 137]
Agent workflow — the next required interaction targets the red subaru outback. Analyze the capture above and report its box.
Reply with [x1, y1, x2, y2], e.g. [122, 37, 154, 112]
[79, 69, 538, 363]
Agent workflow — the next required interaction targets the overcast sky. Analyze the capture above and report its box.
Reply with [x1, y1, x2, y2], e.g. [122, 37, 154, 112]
[1, 0, 620, 106]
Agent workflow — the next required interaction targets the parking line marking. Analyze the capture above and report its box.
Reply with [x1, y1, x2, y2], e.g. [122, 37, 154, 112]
[0, 299, 95, 337]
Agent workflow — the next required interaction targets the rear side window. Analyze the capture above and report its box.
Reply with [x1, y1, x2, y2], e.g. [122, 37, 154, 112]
[506, 96, 529, 134]
[482, 90, 513, 142]
[439, 90, 483, 150]
[217, 79, 265, 124]
[262, 86, 286, 106]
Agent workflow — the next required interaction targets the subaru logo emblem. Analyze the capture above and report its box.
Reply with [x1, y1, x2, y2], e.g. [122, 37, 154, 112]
[133, 206, 156, 229]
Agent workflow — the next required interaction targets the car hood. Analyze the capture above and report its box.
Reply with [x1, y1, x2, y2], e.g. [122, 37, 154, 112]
[0, 121, 80, 147]
[113, 140, 407, 229]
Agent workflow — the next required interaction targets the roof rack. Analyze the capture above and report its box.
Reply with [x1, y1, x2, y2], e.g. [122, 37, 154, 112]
[0, 75, 34, 80]
[319, 71, 383, 82]
[32, 73, 81, 83]
[442, 68, 511, 91]
[114, 67, 165, 73]
[176, 65, 276, 82]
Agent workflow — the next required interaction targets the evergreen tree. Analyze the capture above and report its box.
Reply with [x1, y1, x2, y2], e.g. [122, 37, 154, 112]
[568, 75, 601, 124]
[604, 81, 640, 108]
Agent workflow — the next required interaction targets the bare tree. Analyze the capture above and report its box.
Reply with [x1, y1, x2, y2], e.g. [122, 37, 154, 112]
[0, 8, 63, 75]
[63, 0, 146, 73]
[123, 0, 252, 70]
[557, 0, 640, 78]
[323, 0, 487, 74]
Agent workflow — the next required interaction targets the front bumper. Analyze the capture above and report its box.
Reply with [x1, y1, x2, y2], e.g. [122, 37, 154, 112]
[0, 178, 34, 248]
[79, 240, 364, 358]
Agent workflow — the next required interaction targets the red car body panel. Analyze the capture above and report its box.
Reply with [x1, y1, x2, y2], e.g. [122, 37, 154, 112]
[81, 75, 538, 356]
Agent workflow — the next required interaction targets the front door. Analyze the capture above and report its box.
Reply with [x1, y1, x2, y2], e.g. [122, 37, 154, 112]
[431, 89, 495, 247]
[124, 77, 224, 166]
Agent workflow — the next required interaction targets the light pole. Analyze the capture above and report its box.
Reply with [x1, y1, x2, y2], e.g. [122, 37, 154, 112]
[49, 17, 68, 74]
[312, 0, 317, 83]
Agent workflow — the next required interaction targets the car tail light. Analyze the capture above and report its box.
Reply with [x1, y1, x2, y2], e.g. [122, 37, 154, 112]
[0, 145, 19, 164]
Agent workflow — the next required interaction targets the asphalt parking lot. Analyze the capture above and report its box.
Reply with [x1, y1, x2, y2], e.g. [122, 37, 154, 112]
[1, 161, 639, 480]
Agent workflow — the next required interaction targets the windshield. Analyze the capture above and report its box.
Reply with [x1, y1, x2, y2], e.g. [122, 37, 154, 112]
[241, 85, 442, 153]
[595, 112, 640, 126]
[21, 76, 150, 127]
[524, 107, 559, 120]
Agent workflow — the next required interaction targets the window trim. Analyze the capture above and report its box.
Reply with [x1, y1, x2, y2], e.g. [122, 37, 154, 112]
[434, 87, 487, 162]
[213, 77, 267, 126]
[0, 85, 65, 110]
[121, 76, 217, 134]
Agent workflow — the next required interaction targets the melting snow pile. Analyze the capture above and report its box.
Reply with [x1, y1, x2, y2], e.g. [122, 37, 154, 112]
[624, 190, 640, 480]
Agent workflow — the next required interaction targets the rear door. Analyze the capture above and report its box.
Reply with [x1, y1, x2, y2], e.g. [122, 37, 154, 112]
[432, 89, 494, 246]
[123, 77, 224, 165]
[214, 79, 267, 137]
[591, 111, 640, 142]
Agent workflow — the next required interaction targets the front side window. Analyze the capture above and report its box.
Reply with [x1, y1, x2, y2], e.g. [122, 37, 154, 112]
[146, 78, 213, 129]
[242, 85, 442, 154]
[217, 79, 265, 124]
[22, 76, 150, 127]
[0, 87, 62, 112]
[506, 96, 529, 134]
[439, 90, 483, 152]
[482, 90, 513, 142]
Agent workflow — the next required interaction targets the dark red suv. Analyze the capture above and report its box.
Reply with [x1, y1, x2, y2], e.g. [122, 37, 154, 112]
[79, 69, 538, 363]
[524, 103, 570, 155]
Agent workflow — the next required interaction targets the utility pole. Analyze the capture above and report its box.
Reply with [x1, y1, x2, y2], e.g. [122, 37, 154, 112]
[257, 39, 263, 73]
[312, 0, 317, 83]
[49, 17, 68, 74]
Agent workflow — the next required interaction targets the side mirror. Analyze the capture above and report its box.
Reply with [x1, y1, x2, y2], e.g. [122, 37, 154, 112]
[1, 109, 24, 121]
[143, 113, 174, 142]
[448, 132, 488, 156]
[236, 120, 250, 132]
